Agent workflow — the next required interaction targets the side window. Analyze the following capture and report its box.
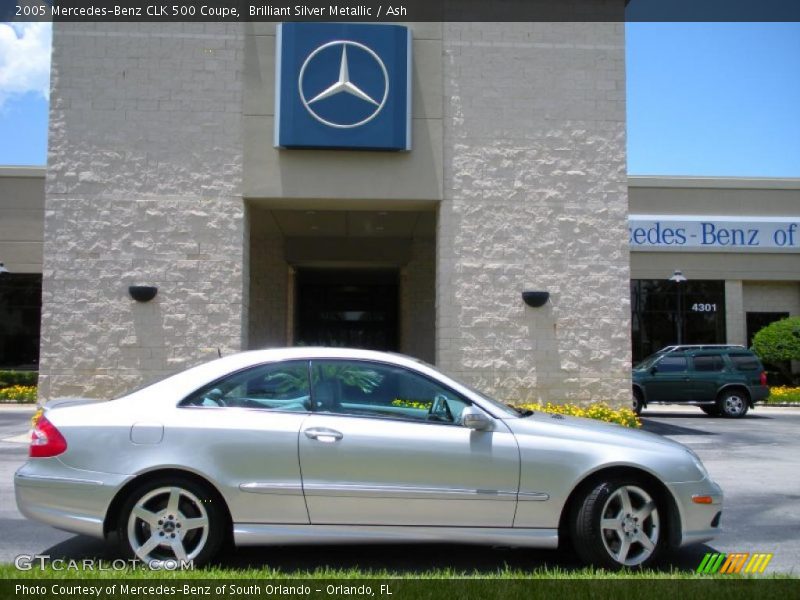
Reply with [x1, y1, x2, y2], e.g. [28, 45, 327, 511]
[310, 360, 469, 425]
[693, 355, 724, 372]
[729, 353, 760, 371]
[180, 360, 311, 411]
[656, 356, 688, 372]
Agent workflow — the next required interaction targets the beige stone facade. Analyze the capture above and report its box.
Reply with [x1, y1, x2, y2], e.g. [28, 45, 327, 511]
[16, 18, 635, 404]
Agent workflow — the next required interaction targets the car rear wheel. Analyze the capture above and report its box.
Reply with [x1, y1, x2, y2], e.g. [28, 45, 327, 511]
[118, 477, 224, 567]
[717, 389, 749, 418]
[632, 389, 644, 416]
[571, 479, 663, 569]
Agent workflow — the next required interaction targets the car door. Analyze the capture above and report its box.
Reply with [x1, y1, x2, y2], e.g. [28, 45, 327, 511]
[643, 354, 691, 402]
[298, 359, 520, 527]
[688, 354, 726, 402]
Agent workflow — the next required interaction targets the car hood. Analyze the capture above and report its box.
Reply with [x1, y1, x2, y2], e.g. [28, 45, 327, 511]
[504, 411, 689, 454]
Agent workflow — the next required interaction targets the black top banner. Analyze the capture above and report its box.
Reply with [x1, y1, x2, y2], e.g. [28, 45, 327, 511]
[4, 0, 800, 22]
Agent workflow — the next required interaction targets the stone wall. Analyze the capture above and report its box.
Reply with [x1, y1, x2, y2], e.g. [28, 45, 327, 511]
[39, 23, 246, 400]
[437, 22, 630, 405]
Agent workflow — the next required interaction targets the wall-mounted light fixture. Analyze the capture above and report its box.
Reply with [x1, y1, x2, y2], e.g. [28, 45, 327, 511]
[0, 263, 9, 275]
[522, 290, 550, 308]
[128, 285, 158, 302]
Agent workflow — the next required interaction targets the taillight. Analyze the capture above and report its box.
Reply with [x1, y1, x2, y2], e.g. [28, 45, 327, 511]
[760, 371, 768, 386]
[29, 416, 67, 458]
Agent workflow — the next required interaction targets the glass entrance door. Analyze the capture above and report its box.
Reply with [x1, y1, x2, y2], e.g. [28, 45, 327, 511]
[295, 269, 399, 351]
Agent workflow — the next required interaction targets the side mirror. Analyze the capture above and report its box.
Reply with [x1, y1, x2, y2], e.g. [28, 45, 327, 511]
[460, 406, 493, 431]
[650, 366, 658, 375]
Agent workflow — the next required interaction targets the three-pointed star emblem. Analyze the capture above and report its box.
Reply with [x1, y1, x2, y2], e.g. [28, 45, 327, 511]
[307, 46, 380, 107]
[298, 40, 389, 129]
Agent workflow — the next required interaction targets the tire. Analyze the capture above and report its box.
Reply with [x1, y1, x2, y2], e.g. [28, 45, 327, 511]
[571, 479, 664, 569]
[117, 476, 224, 568]
[717, 389, 749, 418]
[632, 389, 644, 416]
[700, 406, 721, 417]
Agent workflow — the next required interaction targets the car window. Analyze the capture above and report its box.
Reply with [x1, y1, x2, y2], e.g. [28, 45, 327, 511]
[692, 355, 725, 372]
[180, 360, 311, 411]
[310, 360, 470, 425]
[655, 356, 687, 372]
[729, 353, 761, 371]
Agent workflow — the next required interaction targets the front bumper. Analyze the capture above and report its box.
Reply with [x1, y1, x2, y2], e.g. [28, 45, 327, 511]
[667, 477, 724, 546]
[15, 459, 126, 539]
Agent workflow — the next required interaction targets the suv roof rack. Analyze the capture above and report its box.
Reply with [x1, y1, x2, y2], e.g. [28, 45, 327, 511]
[659, 344, 747, 353]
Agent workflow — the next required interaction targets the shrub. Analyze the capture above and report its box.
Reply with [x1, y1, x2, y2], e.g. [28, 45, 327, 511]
[752, 317, 800, 381]
[0, 370, 38, 388]
[765, 386, 800, 404]
[0, 385, 38, 403]
[517, 402, 641, 429]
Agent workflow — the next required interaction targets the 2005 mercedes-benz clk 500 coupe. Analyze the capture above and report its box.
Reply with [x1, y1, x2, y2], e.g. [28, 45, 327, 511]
[16, 348, 722, 569]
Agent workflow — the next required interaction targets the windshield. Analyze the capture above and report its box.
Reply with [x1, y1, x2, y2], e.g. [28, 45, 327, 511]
[634, 352, 666, 370]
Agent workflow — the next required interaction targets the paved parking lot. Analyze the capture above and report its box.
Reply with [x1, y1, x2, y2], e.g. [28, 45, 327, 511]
[0, 404, 798, 574]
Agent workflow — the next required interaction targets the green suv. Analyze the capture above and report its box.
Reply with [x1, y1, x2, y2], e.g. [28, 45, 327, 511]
[632, 345, 769, 418]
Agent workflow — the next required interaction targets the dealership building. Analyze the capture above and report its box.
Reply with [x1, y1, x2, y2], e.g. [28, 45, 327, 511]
[0, 19, 798, 404]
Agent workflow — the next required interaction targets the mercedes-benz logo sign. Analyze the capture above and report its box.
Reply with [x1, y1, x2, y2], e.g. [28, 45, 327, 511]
[298, 40, 390, 129]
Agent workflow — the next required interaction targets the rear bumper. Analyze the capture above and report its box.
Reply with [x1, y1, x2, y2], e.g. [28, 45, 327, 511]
[749, 385, 770, 403]
[15, 459, 125, 539]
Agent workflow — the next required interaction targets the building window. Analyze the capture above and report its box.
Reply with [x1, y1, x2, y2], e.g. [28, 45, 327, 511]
[631, 279, 725, 363]
[0, 274, 42, 369]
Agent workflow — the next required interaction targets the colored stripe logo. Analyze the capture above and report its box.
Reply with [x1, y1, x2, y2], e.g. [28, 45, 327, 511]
[697, 552, 773, 574]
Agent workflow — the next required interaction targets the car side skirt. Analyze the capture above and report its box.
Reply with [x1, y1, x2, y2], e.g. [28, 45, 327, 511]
[233, 524, 559, 548]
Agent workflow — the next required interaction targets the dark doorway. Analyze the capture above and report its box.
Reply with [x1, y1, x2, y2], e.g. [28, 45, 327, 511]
[295, 269, 399, 351]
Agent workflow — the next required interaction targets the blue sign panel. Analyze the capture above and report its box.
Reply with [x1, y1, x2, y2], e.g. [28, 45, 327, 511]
[275, 23, 411, 151]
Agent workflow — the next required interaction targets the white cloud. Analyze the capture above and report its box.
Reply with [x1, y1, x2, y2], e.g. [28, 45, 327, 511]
[0, 22, 52, 109]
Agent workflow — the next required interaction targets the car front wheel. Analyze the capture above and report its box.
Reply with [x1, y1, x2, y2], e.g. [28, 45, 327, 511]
[117, 477, 224, 567]
[571, 479, 664, 569]
[717, 389, 749, 418]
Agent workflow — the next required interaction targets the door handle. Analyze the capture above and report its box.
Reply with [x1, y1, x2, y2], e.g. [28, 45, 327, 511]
[304, 428, 343, 443]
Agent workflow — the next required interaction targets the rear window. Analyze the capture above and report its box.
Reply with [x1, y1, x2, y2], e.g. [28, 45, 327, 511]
[729, 353, 761, 371]
[656, 356, 687, 372]
[693, 355, 725, 372]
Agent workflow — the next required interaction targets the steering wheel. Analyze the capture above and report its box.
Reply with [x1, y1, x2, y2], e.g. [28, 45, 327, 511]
[429, 393, 453, 422]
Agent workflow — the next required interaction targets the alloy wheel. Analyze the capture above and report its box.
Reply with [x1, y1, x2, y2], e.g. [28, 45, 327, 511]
[127, 486, 210, 565]
[599, 484, 660, 566]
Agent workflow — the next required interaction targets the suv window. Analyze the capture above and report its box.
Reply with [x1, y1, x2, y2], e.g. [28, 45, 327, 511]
[693, 355, 725, 372]
[656, 356, 687, 372]
[729, 353, 760, 371]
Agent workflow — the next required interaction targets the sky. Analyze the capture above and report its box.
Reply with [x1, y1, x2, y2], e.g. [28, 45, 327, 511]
[0, 21, 798, 177]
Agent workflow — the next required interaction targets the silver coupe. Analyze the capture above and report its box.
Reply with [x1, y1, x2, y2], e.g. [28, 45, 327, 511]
[15, 348, 722, 569]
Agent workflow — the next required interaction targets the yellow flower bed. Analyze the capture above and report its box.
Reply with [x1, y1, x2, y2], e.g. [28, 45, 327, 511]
[765, 386, 800, 404]
[0, 385, 38, 403]
[518, 402, 641, 429]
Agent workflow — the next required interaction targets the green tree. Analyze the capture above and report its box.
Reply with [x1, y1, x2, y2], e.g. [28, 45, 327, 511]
[751, 317, 800, 382]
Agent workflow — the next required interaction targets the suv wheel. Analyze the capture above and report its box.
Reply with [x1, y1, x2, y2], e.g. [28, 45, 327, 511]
[717, 389, 749, 418]
[632, 389, 643, 416]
